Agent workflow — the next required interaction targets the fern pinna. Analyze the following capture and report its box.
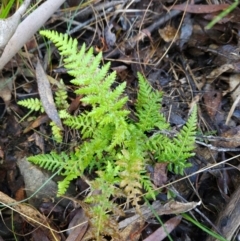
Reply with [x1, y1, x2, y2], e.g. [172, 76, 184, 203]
[19, 30, 197, 238]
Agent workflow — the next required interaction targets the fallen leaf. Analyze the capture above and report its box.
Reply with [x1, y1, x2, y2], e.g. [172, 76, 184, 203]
[172, 3, 229, 14]
[143, 216, 182, 241]
[35, 60, 63, 130]
[206, 64, 236, 81]
[178, 14, 193, 49]
[0, 191, 61, 241]
[212, 45, 240, 67]
[68, 96, 82, 113]
[120, 219, 145, 241]
[119, 200, 201, 229]
[32, 228, 52, 241]
[151, 163, 168, 187]
[225, 74, 240, 124]
[163, 200, 201, 214]
[23, 115, 50, 133]
[66, 208, 88, 241]
[104, 23, 116, 48]
[0, 75, 16, 106]
[202, 84, 222, 120]
[14, 187, 26, 201]
[217, 126, 240, 148]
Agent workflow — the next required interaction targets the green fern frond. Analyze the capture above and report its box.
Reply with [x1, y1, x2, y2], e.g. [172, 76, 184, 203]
[64, 113, 97, 138]
[139, 170, 156, 200]
[136, 73, 169, 131]
[78, 71, 118, 105]
[54, 80, 69, 109]
[58, 172, 79, 195]
[50, 121, 63, 143]
[85, 162, 121, 236]
[147, 132, 170, 154]
[159, 106, 197, 174]
[40, 30, 79, 60]
[27, 151, 68, 172]
[18, 98, 44, 112]
[40, 30, 99, 87]
[59, 109, 71, 119]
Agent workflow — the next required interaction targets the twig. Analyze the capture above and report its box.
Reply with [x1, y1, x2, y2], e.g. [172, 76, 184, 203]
[196, 140, 240, 152]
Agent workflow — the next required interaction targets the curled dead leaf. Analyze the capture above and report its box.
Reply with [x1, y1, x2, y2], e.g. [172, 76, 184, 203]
[163, 200, 201, 214]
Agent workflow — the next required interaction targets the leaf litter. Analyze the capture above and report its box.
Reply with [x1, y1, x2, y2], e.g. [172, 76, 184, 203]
[0, 0, 240, 240]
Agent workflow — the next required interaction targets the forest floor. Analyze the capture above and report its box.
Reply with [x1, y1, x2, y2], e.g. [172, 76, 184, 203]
[0, 0, 240, 240]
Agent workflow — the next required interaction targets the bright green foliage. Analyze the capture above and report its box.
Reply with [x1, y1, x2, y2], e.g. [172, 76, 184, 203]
[54, 79, 69, 110]
[136, 72, 169, 131]
[50, 122, 63, 143]
[18, 98, 44, 112]
[24, 30, 197, 239]
[0, 0, 16, 19]
[147, 107, 197, 175]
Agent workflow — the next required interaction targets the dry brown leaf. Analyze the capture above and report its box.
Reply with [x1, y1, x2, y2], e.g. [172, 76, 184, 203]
[14, 187, 26, 201]
[217, 126, 240, 148]
[68, 96, 82, 113]
[206, 64, 235, 82]
[151, 163, 168, 187]
[172, 3, 229, 14]
[119, 200, 201, 229]
[143, 216, 182, 241]
[32, 132, 45, 153]
[23, 115, 49, 133]
[36, 60, 63, 130]
[120, 219, 145, 241]
[66, 208, 88, 241]
[202, 84, 222, 120]
[0, 77, 14, 106]
[162, 200, 201, 214]
[0, 191, 61, 241]
[226, 74, 240, 124]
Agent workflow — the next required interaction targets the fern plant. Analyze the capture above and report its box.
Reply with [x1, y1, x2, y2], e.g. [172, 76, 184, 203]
[18, 30, 197, 239]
